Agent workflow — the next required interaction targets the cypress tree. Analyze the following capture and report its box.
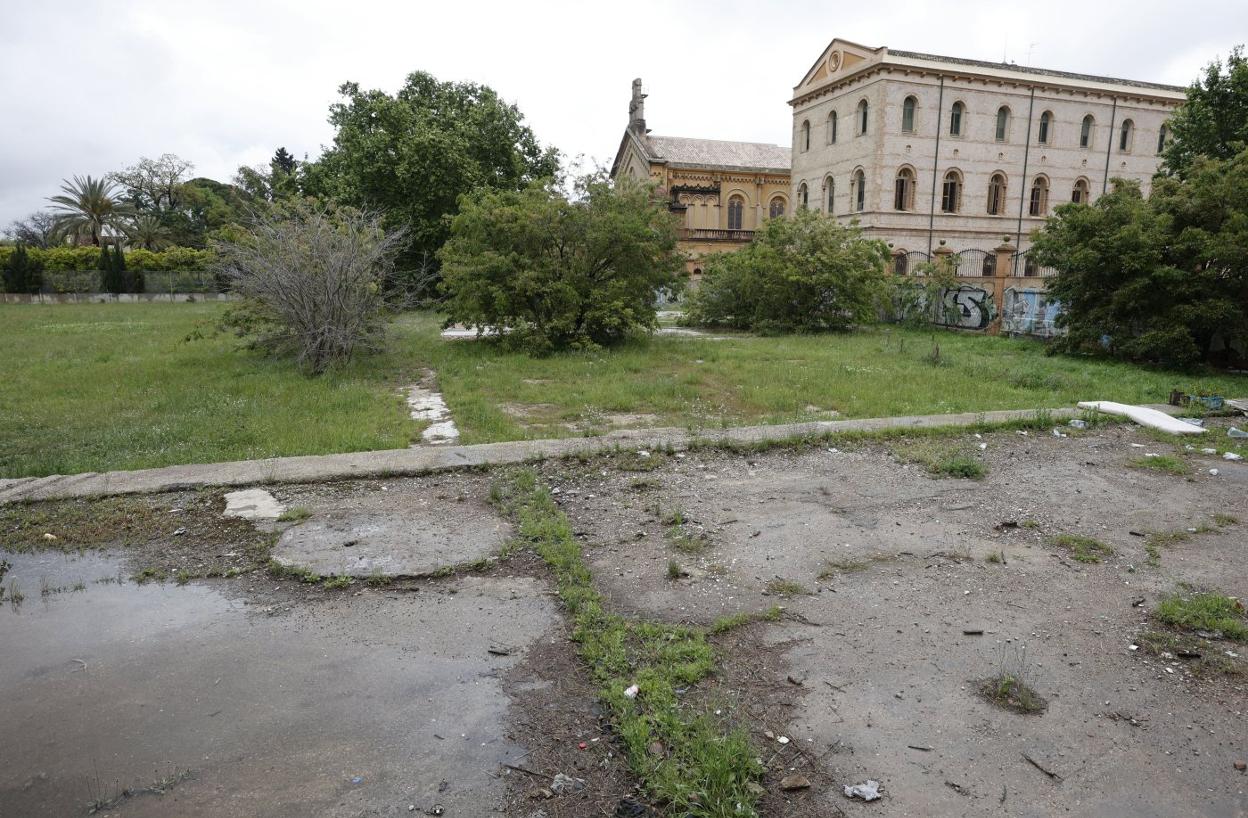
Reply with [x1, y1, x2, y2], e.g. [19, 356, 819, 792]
[3, 243, 29, 293]
[98, 244, 116, 293]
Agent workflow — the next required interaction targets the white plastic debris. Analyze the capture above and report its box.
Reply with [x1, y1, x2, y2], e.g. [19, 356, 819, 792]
[978, 442, 988, 450]
[1077, 401, 1206, 435]
[844, 780, 882, 801]
[1052, 429, 1067, 438]
[1144, 453, 1160, 458]
[550, 773, 587, 794]
[1130, 443, 1146, 448]
[1225, 452, 1244, 461]
[1069, 419, 1088, 429]
[1202, 448, 1218, 454]
[777, 736, 790, 745]
[1210, 469, 1220, 476]
[623, 684, 639, 699]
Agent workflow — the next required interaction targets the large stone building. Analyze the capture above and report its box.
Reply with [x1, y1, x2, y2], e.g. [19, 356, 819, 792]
[611, 79, 790, 276]
[788, 39, 1185, 271]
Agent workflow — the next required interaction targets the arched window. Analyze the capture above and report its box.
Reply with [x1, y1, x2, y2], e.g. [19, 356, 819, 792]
[949, 101, 965, 136]
[1080, 115, 1095, 148]
[1072, 178, 1090, 205]
[893, 167, 915, 211]
[982, 254, 996, 277]
[857, 99, 869, 135]
[894, 252, 909, 275]
[941, 170, 961, 213]
[727, 195, 745, 230]
[852, 169, 866, 212]
[800, 120, 810, 152]
[902, 96, 917, 133]
[798, 182, 809, 210]
[1119, 119, 1134, 152]
[1029, 176, 1049, 216]
[769, 197, 785, 219]
[986, 172, 1007, 215]
[1157, 124, 1168, 154]
[826, 111, 838, 145]
[825, 176, 835, 212]
[995, 106, 1010, 142]
[1038, 111, 1053, 144]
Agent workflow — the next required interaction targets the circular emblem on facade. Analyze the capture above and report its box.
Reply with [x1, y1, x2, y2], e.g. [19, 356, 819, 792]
[828, 51, 842, 72]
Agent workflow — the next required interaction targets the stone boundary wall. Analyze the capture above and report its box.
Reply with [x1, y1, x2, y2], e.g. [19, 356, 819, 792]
[1, 292, 237, 304]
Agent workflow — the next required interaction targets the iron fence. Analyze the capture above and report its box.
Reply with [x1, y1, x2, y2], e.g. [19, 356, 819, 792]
[1011, 250, 1058, 278]
[38, 270, 224, 294]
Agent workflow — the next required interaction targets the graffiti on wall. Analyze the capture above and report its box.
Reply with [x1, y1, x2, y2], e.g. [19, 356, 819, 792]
[936, 284, 996, 330]
[1001, 287, 1064, 338]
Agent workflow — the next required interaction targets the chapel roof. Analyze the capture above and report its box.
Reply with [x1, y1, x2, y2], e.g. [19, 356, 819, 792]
[643, 134, 790, 172]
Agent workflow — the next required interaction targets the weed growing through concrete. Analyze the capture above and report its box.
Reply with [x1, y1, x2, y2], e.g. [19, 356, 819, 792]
[978, 643, 1047, 714]
[666, 559, 682, 580]
[492, 468, 764, 816]
[1051, 534, 1114, 564]
[708, 606, 783, 635]
[276, 506, 312, 522]
[321, 575, 353, 590]
[1156, 592, 1247, 641]
[817, 552, 898, 579]
[889, 438, 986, 479]
[1128, 455, 1190, 476]
[985, 550, 1006, 564]
[764, 578, 809, 598]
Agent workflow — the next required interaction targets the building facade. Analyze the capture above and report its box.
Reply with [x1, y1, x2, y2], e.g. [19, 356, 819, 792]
[788, 39, 1184, 269]
[612, 79, 790, 276]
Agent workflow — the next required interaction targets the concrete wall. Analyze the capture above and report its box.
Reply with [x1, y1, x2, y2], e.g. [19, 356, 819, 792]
[1, 292, 237, 304]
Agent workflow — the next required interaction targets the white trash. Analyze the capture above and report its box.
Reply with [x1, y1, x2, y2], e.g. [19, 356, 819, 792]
[844, 780, 882, 801]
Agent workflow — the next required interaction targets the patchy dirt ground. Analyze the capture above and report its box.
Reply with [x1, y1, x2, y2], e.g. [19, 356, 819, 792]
[2, 418, 1246, 816]
[538, 419, 1248, 816]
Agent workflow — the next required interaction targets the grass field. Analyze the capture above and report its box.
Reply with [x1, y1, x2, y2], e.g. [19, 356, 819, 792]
[2, 303, 1245, 478]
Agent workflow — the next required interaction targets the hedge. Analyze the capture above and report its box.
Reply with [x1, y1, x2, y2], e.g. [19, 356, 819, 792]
[0, 245, 214, 272]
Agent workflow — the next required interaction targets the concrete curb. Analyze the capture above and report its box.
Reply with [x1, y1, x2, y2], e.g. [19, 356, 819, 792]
[0, 407, 1089, 504]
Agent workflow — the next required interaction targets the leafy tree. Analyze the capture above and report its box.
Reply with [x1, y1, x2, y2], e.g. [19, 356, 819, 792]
[685, 210, 891, 333]
[2, 243, 43, 294]
[125, 214, 172, 250]
[172, 177, 255, 247]
[48, 175, 132, 246]
[313, 71, 559, 289]
[108, 154, 195, 216]
[439, 174, 683, 353]
[1162, 46, 1248, 178]
[6, 211, 57, 248]
[1032, 169, 1248, 367]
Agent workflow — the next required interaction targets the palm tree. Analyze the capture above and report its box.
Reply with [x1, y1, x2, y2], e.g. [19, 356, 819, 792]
[125, 214, 172, 250]
[48, 175, 132, 246]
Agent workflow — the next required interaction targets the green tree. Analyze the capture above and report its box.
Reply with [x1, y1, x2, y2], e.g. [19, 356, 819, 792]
[99, 244, 123, 294]
[686, 210, 891, 333]
[313, 71, 559, 289]
[1032, 168, 1248, 367]
[1162, 46, 1248, 177]
[439, 175, 683, 353]
[48, 175, 132, 246]
[125, 214, 172, 250]
[2, 243, 43, 294]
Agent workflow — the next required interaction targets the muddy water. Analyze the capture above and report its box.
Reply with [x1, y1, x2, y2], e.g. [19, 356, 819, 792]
[0, 550, 553, 817]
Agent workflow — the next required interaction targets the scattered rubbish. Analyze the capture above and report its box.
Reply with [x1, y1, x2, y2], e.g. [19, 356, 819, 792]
[1051, 429, 1067, 438]
[487, 646, 512, 656]
[1144, 452, 1160, 458]
[786, 674, 805, 686]
[637, 450, 650, 458]
[173, 527, 187, 536]
[1202, 447, 1218, 454]
[1176, 649, 1202, 659]
[623, 684, 639, 699]
[963, 629, 985, 635]
[615, 797, 651, 817]
[945, 780, 969, 796]
[843, 780, 882, 801]
[777, 735, 790, 745]
[424, 806, 444, 816]
[350, 775, 365, 785]
[1129, 644, 1139, 651]
[978, 442, 988, 450]
[1131, 597, 1146, 607]
[1130, 443, 1146, 448]
[780, 774, 811, 791]
[1234, 760, 1246, 773]
[907, 744, 933, 752]
[1210, 469, 1220, 476]
[42, 532, 57, 541]
[1016, 430, 1029, 436]
[996, 520, 1019, 531]
[1224, 452, 1243, 461]
[1021, 752, 1063, 782]
[550, 773, 587, 795]
[1228, 650, 1240, 659]
[1069, 419, 1087, 429]
[577, 742, 587, 750]
[1077, 401, 1206, 435]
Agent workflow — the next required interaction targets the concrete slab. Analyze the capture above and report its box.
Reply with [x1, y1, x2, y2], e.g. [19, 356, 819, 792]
[271, 508, 510, 577]
[222, 488, 286, 520]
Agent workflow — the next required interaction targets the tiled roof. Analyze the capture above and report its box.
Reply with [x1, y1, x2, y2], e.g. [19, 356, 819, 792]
[645, 135, 790, 171]
[888, 48, 1186, 94]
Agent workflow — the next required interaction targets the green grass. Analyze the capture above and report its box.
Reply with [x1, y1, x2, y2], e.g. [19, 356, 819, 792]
[3, 304, 1246, 478]
[493, 469, 764, 816]
[1051, 533, 1114, 563]
[1155, 592, 1248, 641]
[1128, 454, 1190, 475]
[764, 578, 809, 598]
[276, 506, 313, 522]
[890, 438, 987, 479]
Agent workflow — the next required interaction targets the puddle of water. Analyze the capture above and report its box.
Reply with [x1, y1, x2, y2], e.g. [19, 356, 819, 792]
[0, 549, 549, 817]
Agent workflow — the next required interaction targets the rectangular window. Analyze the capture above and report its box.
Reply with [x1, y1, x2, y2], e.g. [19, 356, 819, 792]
[941, 181, 958, 213]
[894, 178, 906, 211]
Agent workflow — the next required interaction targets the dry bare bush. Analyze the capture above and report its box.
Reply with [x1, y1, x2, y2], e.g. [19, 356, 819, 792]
[214, 202, 405, 373]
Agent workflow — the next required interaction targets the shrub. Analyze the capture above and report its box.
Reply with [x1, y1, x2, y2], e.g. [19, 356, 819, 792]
[439, 173, 683, 353]
[685, 209, 890, 332]
[2, 244, 44, 294]
[214, 200, 404, 374]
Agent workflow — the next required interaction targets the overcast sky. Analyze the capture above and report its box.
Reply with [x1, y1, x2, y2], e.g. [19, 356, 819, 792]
[1, 0, 1240, 226]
